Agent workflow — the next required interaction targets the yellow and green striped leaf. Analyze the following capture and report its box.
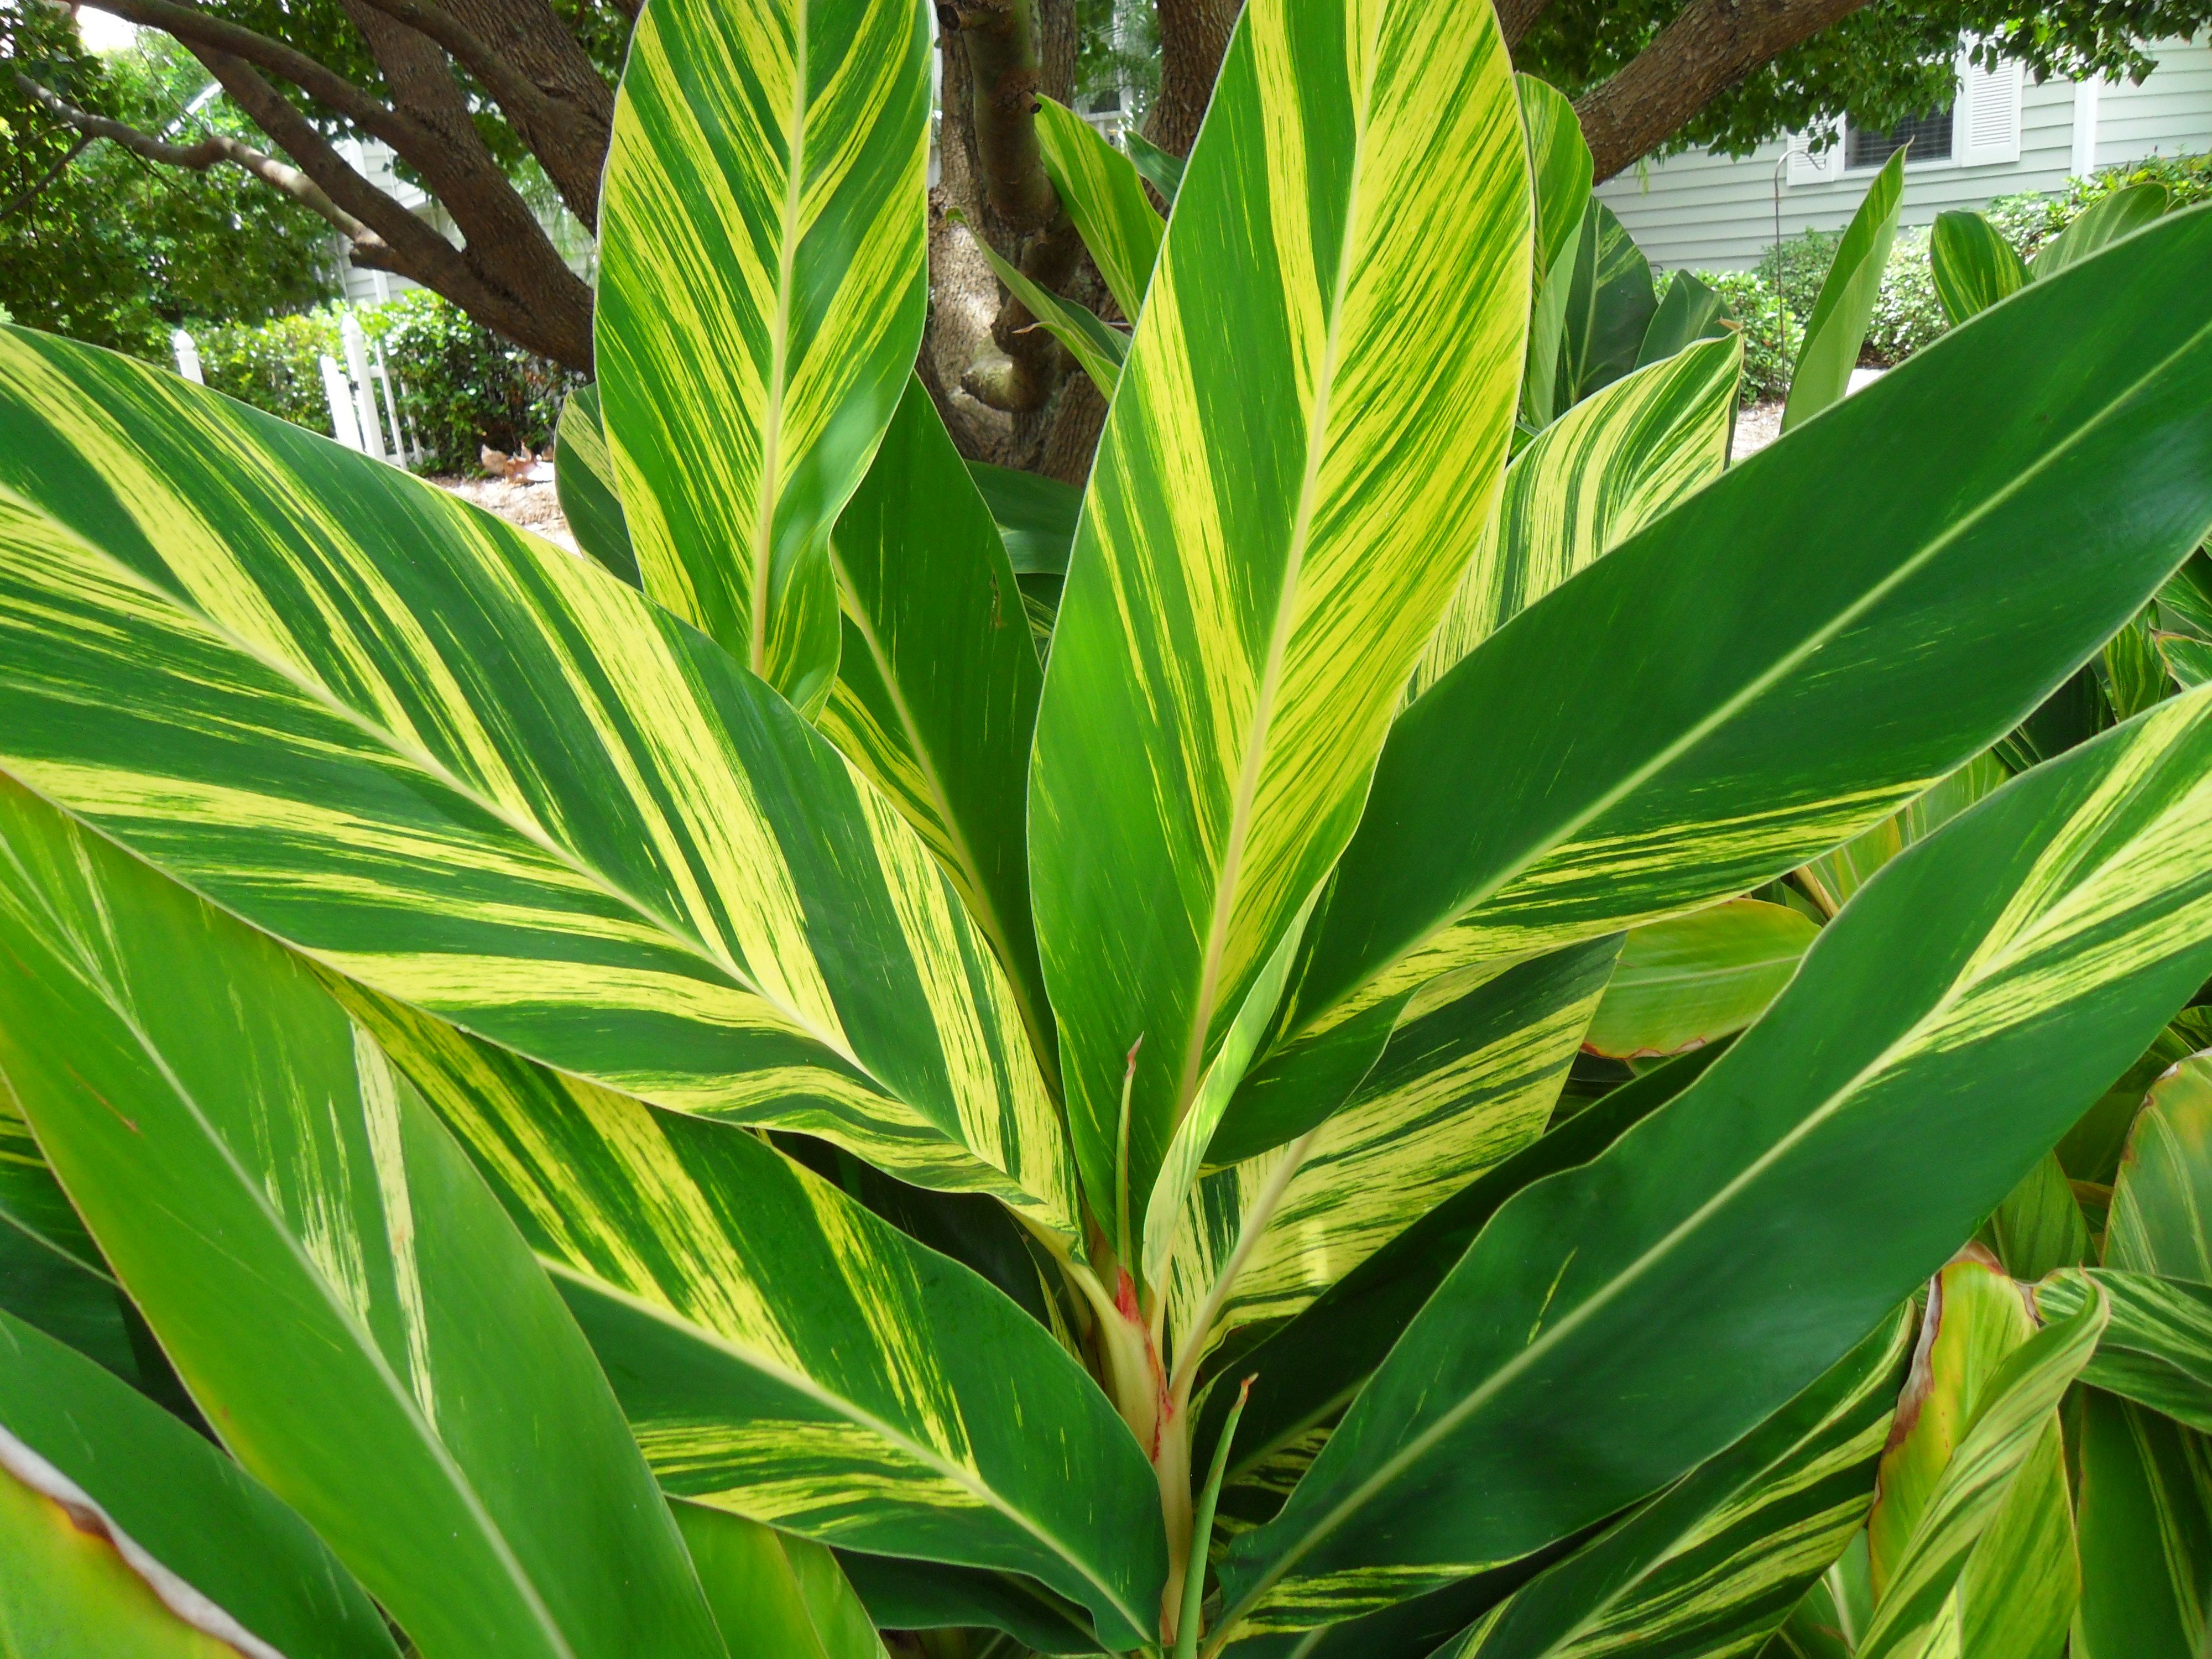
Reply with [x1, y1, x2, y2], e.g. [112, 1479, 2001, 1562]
[0, 778, 728, 1659]
[1798, 755, 2011, 919]
[1220, 684, 2212, 1631]
[2107, 1048, 2212, 1279]
[594, 0, 929, 710]
[1929, 211, 2027, 325]
[1027, 0, 1531, 1232]
[1783, 146, 1906, 432]
[818, 375, 1055, 1072]
[1036, 97, 1164, 319]
[1206, 1048, 1726, 1507]
[958, 213, 1130, 398]
[2154, 550, 2212, 690]
[2040, 1267, 2212, 1430]
[1165, 940, 1616, 1381]
[2073, 1386, 2212, 1659]
[1261, 208, 2212, 1099]
[343, 985, 1166, 1650]
[0, 327, 1082, 1242]
[1583, 898, 1817, 1061]
[1411, 331, 1739, 703]
[1867, 1253, 2037, 1597]
[1438, 1310, 1911, 1659]
[1516, 74, 1592, 432]
[1856, 1287, 2104, 1659]
[554, 384, 640, 587]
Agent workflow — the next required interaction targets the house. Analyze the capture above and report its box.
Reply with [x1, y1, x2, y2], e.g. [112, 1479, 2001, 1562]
[1595, 35, 2212, 271]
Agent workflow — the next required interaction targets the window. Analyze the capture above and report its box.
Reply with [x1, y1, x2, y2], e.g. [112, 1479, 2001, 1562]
[1846, 105, 1955, 170]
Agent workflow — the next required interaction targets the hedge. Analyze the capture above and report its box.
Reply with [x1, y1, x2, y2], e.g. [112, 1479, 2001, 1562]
[1680, 150, 2210, 404]
[196, 290, 581, 474]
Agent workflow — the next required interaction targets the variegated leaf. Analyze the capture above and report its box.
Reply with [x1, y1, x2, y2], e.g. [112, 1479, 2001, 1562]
[2107, 1047, 2212, 1280]
[1027, 0, 1531, 1231]
[1036, 96, 1164, 319]
[1856, 1290, 2104, 1659]
[596, 0, 929, 710]
[1165, 940, 1615, 1381]
[1258, 208, 2212, 1103]
[342, 985, 1165, 1650]
[0, 327, 1082, 1242]
[1221, 685, 2212, 1631]
[1439, 1310, 1911, 1659]
[2037, 1268, 2212, 1432]
[1798, 755, 2011, 919]
[0, 778, 726, 1659]
[1412, 331, 1739, 703]
[554, 384, 639, 588]
[817, 375, 1054, 1071]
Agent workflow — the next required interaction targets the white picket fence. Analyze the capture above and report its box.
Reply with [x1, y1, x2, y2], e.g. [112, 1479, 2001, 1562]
[172, 315, 427, 468]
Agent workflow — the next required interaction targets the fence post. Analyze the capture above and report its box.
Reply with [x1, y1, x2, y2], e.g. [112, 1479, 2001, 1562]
[339, 314, 388, 462]
[319, 353, 365, 452]
[369, 339, 411, 465]
[170, 329, 204, 384]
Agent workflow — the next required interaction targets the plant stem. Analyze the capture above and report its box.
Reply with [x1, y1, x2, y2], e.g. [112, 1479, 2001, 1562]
[1172, 1376, 1254, 1659]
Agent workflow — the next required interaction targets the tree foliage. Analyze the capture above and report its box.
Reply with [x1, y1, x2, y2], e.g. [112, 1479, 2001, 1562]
[0, 19, 335, 359]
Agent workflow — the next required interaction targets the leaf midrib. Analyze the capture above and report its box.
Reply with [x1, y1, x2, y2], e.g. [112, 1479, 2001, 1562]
[750, 0, 810, 682]
[1172, 35, 1384, 1129]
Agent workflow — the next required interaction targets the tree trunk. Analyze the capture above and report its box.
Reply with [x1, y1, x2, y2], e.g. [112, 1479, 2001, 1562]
[923, 0, 1087, 472]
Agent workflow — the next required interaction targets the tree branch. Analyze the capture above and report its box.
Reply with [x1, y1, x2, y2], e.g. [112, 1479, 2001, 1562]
[1497, 0, 1557, 49]
[343, 0, 613, 225]
[1573, 0, 1875, 182]
[77, 0, 436, 159]
[0, 132, 91, 222]
[15, 74, 383, 244]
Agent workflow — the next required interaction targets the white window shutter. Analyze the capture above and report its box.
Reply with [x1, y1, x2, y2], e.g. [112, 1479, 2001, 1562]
[1786, 122, 1844, 186]
[1957, 53, 2024, 165]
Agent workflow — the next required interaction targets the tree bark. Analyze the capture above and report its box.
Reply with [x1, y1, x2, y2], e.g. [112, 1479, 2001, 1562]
[1145, 0, 1236, 158]
[1497, 0, 1557, 48]
[924, 0, 1088, 468]
[1572, 0, 1875, 182]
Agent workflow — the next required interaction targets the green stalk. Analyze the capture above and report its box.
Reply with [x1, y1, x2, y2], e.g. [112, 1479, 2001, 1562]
[1173, 1375, 1254, 1659]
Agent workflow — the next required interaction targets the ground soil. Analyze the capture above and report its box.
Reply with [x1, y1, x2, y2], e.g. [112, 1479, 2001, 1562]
[1731, 399, 1784, 464]
[430, 474, 576, 554]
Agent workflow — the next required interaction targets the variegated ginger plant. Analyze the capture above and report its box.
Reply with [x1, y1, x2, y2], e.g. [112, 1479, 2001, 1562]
[4, 1, 2212, 1657]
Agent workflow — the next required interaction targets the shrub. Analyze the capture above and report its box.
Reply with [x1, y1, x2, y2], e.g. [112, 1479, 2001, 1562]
[1863, 228, 1948, 366]
[197, 291, 580, 473]
[4, 12, 2212, 1658]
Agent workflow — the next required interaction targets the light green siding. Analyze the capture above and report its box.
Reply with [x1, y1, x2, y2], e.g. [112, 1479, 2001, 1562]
[1597, 38, 2210, 271]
